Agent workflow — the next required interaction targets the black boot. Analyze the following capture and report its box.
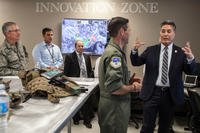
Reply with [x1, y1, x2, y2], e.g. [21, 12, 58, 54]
[83, 121, 92, 128]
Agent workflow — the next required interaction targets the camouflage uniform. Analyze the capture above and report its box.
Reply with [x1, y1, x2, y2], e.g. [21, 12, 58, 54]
[98, 39, 130, 133]
[0, 40, 27, 75]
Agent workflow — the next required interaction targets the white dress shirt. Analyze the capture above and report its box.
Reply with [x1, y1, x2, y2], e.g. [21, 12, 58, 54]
[32, 42, 63, 68]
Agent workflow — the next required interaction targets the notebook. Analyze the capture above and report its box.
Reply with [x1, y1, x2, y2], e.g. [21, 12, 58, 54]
[184, 75, 198, 88]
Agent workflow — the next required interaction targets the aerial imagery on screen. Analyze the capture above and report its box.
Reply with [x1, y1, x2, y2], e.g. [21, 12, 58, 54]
[61, 18, 108, 55]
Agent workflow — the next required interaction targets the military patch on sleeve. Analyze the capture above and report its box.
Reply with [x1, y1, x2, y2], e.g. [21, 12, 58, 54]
[110, 57, 121, 69]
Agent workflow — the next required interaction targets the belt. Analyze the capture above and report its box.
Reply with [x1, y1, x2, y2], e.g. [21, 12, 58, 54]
[156, 86, 170, 91]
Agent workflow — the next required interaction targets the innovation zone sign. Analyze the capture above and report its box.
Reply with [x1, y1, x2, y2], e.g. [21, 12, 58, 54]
[35, 1, 159, 14]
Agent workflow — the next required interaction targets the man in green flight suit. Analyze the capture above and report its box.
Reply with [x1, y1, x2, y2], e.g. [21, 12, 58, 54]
[98, 17, 142, 133]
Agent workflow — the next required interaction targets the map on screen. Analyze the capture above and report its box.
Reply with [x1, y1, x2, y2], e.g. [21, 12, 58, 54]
[61, 18, 108, 55]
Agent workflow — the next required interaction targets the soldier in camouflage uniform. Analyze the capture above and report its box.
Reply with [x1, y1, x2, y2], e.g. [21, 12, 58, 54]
[0, 22, 27, 76]
[98, 17, 142, 133]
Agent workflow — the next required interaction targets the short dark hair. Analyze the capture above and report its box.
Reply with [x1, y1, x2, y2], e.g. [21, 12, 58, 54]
[161, 20, 176, 31]
[42, 27, 53, 35]
[108, 17, 129, 37]
[2, 22, 17, 35]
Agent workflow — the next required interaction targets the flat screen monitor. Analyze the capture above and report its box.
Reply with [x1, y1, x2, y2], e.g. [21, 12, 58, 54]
[61, 18, 108, 55]
[184, 75, 198, 87]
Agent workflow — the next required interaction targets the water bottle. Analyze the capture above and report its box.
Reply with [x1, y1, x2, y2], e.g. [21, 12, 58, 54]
[0, 84, 9, 132]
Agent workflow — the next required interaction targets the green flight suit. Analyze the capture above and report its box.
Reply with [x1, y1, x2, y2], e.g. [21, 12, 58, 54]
[98, 39, 130, 133]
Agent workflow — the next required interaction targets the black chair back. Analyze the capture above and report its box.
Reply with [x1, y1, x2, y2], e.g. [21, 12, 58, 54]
[187, 88, 200, 132]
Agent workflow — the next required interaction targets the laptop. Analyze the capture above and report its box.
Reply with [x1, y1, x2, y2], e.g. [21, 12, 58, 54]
[184, 75, 198, 88]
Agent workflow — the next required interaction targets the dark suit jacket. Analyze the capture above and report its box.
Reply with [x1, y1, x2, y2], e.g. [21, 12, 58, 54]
[130, 44, 196, 105]
[64, 51, 94, 78]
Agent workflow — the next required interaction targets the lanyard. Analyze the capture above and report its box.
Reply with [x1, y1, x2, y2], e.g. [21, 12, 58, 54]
[46, 44, 54, 63]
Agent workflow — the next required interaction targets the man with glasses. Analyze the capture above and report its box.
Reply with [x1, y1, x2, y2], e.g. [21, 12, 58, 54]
[64, 40, 94, 128]
[0, 22, 27, 75]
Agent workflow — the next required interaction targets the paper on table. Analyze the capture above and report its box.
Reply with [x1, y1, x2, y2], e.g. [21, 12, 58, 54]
[74, 78, 95, 86]
[0, 76, 24, 91]
[75, 81, 95, 86]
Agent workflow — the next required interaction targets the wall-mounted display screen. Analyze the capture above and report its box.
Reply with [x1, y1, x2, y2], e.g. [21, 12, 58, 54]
[61, 18, 108, 55]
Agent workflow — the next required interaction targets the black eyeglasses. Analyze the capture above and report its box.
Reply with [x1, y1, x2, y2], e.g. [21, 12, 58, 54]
[8, 29, 21, 32]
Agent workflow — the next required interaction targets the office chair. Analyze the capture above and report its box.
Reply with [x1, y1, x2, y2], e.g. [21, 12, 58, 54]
[187, 88, 200, 133]
[129, 73, 143, 129]
[130, 92, 143, 129]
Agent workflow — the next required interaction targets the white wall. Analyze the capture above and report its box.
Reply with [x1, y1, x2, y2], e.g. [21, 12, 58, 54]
[0, 0, 199, 77]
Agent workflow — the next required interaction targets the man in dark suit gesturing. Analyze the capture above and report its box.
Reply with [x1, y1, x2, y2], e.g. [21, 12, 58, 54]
[64, 40, 94, 128]
[130, 20, 196, 133]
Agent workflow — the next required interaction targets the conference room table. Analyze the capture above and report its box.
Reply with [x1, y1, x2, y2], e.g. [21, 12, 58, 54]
[1, 76, 98, 133]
